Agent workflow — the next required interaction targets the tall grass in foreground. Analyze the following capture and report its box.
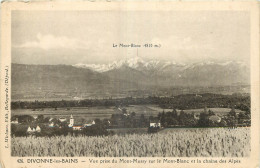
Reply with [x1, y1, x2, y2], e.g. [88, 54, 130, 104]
[12, 128, 250, 157]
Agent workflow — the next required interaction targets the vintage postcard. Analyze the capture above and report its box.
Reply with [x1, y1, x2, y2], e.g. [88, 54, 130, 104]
[0, 1, 259, 168]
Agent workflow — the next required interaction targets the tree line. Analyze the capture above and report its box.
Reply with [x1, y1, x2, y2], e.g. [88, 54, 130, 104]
[11, 93, 250, 114]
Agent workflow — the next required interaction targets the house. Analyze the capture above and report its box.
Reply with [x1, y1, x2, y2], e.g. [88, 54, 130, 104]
[11, 118, 19, 124]
[150, 119, 161, 128]
[209, 115, 221, 123]
[123, 113, 130, 116]
[84, 124, 91, 127]
[195, 94, 202, 97]
[27, 126, 41, 133]
[68, 114, 84, 130]
[27, 126, 33, 133]
[59, 117, 67, 122]
[36, 125, 41, 132]
[194, 113, 200, 120]
[72, 125, 83, 131]
[49, 122, 55, 127]
[84, 120, 96, 127]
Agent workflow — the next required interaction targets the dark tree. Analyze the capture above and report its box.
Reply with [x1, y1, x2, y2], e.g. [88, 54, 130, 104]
[160, 111, 166, 127]
[208, 110, 215, 116]
[229, 107, 237, 119]
[37, 115, 44, 123]
[197, 113, 209, 127]
[18, 115, 34, 124]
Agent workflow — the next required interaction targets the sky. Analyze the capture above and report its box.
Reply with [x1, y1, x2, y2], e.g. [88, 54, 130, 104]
[11, 11, 250, 65]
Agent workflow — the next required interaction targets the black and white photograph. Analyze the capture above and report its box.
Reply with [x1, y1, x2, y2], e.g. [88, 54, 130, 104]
[0, 1, 259, 168]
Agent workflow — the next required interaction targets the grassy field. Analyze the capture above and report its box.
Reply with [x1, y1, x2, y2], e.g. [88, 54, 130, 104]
[12, 127, 250, 157]
[11, 105, 163, 122]
[107, 128, 148, 135]
[11, 105, 242, 123]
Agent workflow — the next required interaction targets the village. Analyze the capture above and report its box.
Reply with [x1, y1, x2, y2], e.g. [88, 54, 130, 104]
[10, 104, 250, 137]
[11, 113, 97, 135]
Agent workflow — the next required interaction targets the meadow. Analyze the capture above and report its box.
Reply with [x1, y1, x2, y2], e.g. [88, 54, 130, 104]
[11, 127, 250, 157]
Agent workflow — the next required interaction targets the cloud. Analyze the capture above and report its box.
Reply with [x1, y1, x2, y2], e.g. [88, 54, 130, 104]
[14, 33, 90, 50]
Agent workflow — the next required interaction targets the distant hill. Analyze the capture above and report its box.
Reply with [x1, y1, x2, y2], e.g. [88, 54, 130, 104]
[12, 64, 109, 92]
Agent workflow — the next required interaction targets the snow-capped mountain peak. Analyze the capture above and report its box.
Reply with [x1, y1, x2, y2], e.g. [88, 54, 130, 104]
[73, 58, 247, 73]
[74, 57, 168, 72]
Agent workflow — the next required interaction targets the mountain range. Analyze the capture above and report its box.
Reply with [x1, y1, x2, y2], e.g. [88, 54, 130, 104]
[74, 57, 182, 73]
[12, 57, 250, 97]
[73, 57, 249, 86]
[74, 57, 247, 73]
